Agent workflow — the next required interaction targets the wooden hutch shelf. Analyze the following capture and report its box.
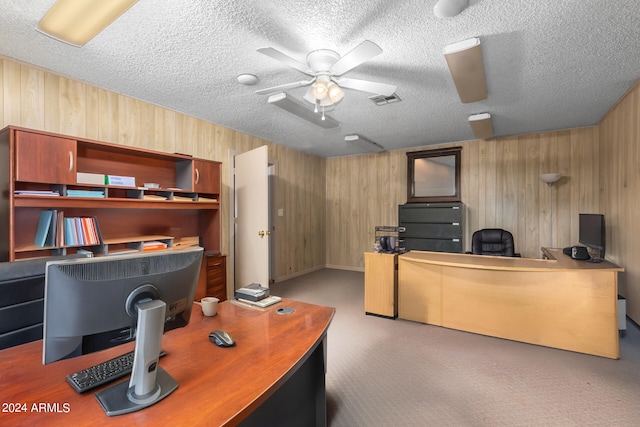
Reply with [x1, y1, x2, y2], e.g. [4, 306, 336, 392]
[1, 126, 222, 267]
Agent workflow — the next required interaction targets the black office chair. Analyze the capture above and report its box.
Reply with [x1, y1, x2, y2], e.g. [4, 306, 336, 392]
[469, 228, 520, 257]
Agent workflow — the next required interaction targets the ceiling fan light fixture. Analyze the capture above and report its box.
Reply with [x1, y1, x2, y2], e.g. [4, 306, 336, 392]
[312, 75, 331, 100]
[327, 82, 344, 103]
[36, 0, 139, 47]
[434, 0, 469, 19]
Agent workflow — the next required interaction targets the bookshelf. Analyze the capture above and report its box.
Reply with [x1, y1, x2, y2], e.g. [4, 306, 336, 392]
[1, 126, 221, 262]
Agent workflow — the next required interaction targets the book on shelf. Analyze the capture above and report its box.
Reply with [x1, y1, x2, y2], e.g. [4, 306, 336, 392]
[105, 175, 136, 187]
[64, 217, 76, 246]
[34, 209, 56, 247]
[55, 211, 64, 247]
[76, 172, 105, 185]
[62, 215, 103, 247]
[48, 210, 58, 247]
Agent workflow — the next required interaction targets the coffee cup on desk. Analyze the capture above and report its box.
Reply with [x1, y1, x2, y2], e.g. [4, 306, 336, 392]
[201, 297, 219, 316]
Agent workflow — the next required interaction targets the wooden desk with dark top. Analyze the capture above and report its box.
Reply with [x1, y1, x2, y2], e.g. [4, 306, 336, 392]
[0, 298, 335, 426]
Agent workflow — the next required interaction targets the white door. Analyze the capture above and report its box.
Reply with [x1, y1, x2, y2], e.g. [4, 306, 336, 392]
[234, 146, 270, 289]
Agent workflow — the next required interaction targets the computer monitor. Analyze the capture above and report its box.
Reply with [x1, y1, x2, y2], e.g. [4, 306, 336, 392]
[43, 247, 203, 416]
[579, 213, 605, 260]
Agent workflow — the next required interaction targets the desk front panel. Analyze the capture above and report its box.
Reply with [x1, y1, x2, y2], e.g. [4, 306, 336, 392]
[398, 251, 620, 359]
[441, 266, 618, 359]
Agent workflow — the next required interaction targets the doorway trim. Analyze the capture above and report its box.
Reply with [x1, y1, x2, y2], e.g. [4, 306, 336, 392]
[228, 149, 275, 294]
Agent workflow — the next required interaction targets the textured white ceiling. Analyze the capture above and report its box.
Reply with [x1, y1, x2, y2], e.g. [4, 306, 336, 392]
[1, 0, 639, 158]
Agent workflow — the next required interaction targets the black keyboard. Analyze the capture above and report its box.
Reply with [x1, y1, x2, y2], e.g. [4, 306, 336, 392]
[66, 349, 167, 394]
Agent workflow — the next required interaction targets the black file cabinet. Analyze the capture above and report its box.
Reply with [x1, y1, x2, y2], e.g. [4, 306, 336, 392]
[398, 203, 464, 253]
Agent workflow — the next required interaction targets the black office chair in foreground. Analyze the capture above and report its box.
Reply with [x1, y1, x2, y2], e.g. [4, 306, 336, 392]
[469, 228, 521, 257]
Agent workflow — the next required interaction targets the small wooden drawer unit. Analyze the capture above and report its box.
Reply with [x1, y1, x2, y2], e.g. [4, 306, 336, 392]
[206, 254, 227, 301]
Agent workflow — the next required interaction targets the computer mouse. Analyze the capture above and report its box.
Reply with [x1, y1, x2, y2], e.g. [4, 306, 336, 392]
[209, 329, 235, 347]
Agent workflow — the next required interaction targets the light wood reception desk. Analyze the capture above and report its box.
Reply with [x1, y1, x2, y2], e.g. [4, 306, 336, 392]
[398, 249, 623, 359]
[0, 298, 334, 426]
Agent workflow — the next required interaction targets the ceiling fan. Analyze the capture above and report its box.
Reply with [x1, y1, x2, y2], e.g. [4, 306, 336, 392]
[255, 40, 397, 109]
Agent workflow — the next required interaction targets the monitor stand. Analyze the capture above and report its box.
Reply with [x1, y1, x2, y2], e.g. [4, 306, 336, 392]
[96, 299, 177, 416]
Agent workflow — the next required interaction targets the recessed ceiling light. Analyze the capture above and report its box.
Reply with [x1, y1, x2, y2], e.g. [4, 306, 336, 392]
[237, 74, 259, 86]
[433, 0, 469, 19]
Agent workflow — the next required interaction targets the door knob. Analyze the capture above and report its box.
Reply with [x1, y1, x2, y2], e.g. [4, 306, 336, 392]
[258, 230, 272, 238]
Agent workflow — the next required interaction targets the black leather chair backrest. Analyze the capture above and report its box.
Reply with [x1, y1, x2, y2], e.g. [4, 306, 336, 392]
[470, 229, 517, 257]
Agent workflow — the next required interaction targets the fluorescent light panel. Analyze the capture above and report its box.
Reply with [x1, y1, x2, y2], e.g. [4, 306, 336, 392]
[468, 113, 493, 139]
[37, 0, 139, 47]
[268, 93, 340, 129]
[444, 37, 487, 104]
[344, 135, 384, 153]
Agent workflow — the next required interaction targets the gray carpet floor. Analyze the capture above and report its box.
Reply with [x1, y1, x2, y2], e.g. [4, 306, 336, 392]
[271, 269, 640, 427]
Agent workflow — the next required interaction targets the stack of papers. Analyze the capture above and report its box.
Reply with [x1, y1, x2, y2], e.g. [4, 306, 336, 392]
[172, 195, 194, 201]
[142, 241, 168, 251]
[234, 283, 270, 301]
[234, 295, 282, 308]
[14, 190, 60, 196]
[67, 189, 105, 198]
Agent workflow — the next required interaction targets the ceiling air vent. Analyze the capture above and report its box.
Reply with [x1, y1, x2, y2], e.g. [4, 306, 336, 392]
[369, 93, 401, 106]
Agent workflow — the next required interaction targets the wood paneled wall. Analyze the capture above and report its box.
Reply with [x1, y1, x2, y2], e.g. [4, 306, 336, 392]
[4, 56, 637, 321]
[326, 128, 601, 267]
[0, 57, 326, 282]
[599, 80, 640, 322]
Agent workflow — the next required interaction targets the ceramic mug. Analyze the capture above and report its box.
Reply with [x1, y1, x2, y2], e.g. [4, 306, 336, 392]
[201, 297, 219, 316]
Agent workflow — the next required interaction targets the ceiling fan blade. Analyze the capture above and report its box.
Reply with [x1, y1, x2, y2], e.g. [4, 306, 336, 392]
[329, 40, 383, 76]
[335, 77, 397, 96]
[255, 79, 315, 96]
[257, 47, 313, 76]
